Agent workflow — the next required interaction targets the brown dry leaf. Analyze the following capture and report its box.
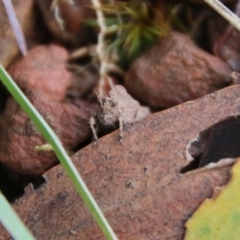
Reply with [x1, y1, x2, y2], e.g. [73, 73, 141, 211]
[2, 85, 240, 239]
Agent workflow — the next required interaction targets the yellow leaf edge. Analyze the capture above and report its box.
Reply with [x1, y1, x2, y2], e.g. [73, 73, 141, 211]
[184, 159, 240, 240]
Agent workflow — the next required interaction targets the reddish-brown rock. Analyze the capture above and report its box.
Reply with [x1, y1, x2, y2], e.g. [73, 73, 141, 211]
[9, 45, 71, 102]
[125, 31, 232, 109]
[0, 90, 92, 176]
[2, 84, 240, 239]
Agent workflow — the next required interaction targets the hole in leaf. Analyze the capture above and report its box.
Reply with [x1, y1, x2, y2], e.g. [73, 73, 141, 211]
[0, 163, 46, 203]
[0, 86, 9, 114]
[181, 116, 240, 173]
[30, 175, 46, 189]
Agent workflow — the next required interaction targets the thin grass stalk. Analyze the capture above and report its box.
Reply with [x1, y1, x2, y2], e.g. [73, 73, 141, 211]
[0, 65, 118, 240]
[0, 191, 35, 240]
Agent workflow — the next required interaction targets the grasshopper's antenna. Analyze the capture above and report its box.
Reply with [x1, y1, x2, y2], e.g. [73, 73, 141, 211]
[107, 76, 114, 90]
[95, 91, 103, 108]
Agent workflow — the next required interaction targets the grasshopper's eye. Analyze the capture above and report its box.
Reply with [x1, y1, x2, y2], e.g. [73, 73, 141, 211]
[111, 100, 117, 107]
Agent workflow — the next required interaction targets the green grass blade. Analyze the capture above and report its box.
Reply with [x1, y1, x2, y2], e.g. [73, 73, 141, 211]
[0, 65, 118, 240]
[0, 191, 35, 240]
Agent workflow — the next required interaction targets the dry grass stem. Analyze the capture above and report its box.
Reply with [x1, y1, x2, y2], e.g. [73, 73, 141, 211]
[204, 0, 240, 31]
[2, 0, 28, 56]
[91, 0, 123, 97]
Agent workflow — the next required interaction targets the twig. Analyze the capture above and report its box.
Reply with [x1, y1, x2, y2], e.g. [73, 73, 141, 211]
[109, 0, 123, 35]
[90, 0, 109, 97]
[91, 0, 124, 97]
[204, 0, 240, 31]
[2, 0, 28, 56]
[51, 1, 64, 30]
[51, 0, 74, 31]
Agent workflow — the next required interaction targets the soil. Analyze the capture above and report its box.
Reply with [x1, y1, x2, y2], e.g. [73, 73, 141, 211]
[1, 0, 240, 239]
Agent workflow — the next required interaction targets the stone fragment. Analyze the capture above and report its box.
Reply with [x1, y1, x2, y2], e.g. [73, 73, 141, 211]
[125, 32, 232, 109]
[9, 45, 71, 102]
[0, 90, 92, 176]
